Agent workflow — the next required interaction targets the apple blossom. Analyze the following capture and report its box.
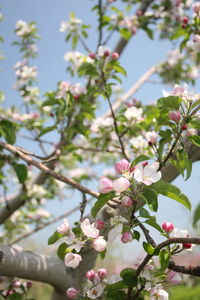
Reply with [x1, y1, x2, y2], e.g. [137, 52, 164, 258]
[57, 219, 70, 234]
[80, 218, 99, 238]
[86, 284, 104, 299]
[93, 236, 106, 252]
[97, 268, 107, 279]
[193, 2, 200, 13]
[98, 177, 113, 194]
[121, 196, 133, 207]
[66, 287, 79, 299]
[134, 162, 161, 186]
[98, 45, 110, 57]
[169, 110, 181, 122]
[111, 52, 119, 60]
[86, 269, 96, 280]
[13, 280, 21, 288]
[112, 177, 130, 192]
[162, 221, 174, 233]
[170, 228, 189, 238]
[166, 271, 181, 285]
[114, 159, 130, 174]
[121, 232, 133, 243]
[145, 131, 158, 144]
[186, 128, 197, 136]
[150, 286, 168, 300]
[64, 253, 82, 269]
[94, 220, 105, 230]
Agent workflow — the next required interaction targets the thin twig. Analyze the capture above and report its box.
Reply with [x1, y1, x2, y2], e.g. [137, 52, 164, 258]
[80, 192, 87, 221]
[0, 141, 99, 199]
[10, 198, 94, 245]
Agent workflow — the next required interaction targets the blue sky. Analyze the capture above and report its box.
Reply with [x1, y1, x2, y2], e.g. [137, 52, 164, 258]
[1, 0, 200, 260]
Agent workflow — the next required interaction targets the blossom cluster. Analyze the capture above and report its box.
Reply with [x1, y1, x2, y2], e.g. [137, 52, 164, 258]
[56, 218, 106, 269]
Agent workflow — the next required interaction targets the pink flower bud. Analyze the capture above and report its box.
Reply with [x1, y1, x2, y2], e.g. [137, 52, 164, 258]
[145, 131, 158, 144]
[114, 159, 130, 174]
[182, 17, 188, 24]
[121, 232, 133, 243]
[193, 2, 200, 13]
[113, 177, 130, 193]
[99, 177, 113, 194]
[136, 10, 144, 17]
[169, 110, 181, 122]
[86, 269, 96, 280]
[104, 50, 110, 57]
[66, 287, 79, 299]
[89, 53, 96, 59]
[121, 196, 133, 208]
[26, 281, 32, 289]
[183, 243, 192, 249]
[162, 221, 174, 233]
[193, 34, 200, 43]
[13, 280, 21, 288]
[93, 236, 107, 252]
[111, 52, 119, 60]
[95, 220, 105, 230]
[97, 268, 107, 279]
[181, 124, 187, 131]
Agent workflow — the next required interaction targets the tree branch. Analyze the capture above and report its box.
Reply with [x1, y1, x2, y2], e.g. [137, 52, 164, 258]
[0, 141, 99, 203]
[0, 245, 73, 293]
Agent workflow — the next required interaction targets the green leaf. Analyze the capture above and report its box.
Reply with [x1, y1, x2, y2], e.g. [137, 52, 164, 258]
[151, 180, 191, 211]
[120, 268, 138, 287]
[143, 242, 155, 255]
[119, 28, 132, 40]
[106, 280, 127, 291]
[100, 249, 106, 260]
[159, 249, 170, 271]
[132, 230, 140, 241]
[78, 62, 99, 77]
[42, 98, 61, 107]
[57, 242, 68, 260]
[145, 216, 163, 233]
[13, 163, 27, 183]
[91, 192, 115, 218]
[8, 294, 23, 300]
[189, 136, 200, 147]
[120, 268, 136, 278]
[139, 207, 150, 218]
[142, 188, 158, 212]
[193, 203, 200, 227]
[48, 231, 63, 245]
[131, 155, 150, 167]
[112, 62, 127, 76]
[38, 125, 57, 137]
[157, 96, 182, 110]
[106, 289, 126, 300]
[170, 27, 186, 40]
[0, 120, 16, 145]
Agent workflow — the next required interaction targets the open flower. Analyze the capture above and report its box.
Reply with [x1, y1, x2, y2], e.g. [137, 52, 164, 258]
[150, 286, 168, 300]
[134, 162, 161, 186]
[57, 219, 70, 234]
[81, 218, 99, 238]
[64, 253, 82, 269]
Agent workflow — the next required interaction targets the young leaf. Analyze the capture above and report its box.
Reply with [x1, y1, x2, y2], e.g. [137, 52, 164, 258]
[131, 155, 150, 167]
[159, 249, 170, 271]
[13, 163, 28, 184]
[57, 242, 68, 260]
[189, 136, 200, 148]
[142, 188, 158, 212]
[91, 192, 116, 218]
[151, 180, 191, 211]
[143, 242, 155, 255]
[48, 231, 63, 245]
[193, 203, 200, 227]
[145, 216, 163, 233]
